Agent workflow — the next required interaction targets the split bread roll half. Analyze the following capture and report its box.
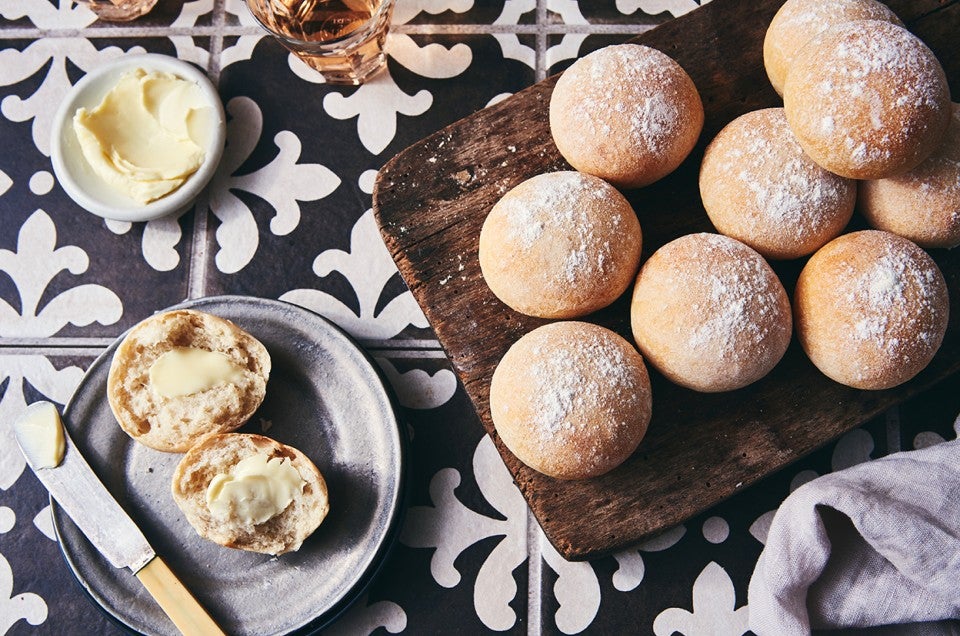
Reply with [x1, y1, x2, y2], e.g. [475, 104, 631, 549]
[107, 309, 271, 452]
[172, 433, 329, 555]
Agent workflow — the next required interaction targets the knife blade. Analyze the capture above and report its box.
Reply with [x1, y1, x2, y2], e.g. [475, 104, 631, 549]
[14, 401, 225, 636]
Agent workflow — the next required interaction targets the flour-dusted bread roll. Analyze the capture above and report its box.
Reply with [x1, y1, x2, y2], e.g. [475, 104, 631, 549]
[479, 171, 642, 319]
[794, 230, 949, 390]
[172, 433, 329, 555]
[489, 322, 652, 480]
[859, 103, 960, 249]
[107, 309, 271, 452]
[763, 0, 901, 96]
[549, 44, 704, 189]
[699, 108, 856, 259]
[631, 233, 792, 392]
[783, 20, 951, 180]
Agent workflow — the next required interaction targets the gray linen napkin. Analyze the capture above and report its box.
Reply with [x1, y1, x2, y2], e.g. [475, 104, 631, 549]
[748, 438, 960, 635]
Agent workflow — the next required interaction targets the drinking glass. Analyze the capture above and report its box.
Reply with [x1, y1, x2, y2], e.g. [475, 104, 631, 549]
[245, 0, 396, 85]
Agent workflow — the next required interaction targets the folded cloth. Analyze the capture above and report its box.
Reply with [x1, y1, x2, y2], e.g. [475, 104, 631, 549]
[748, 438, 960, 635]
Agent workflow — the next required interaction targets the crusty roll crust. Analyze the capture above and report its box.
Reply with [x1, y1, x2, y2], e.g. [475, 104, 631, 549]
[699, 107, 856, 260]
[763, 0, 901, 96]
[479, 171, 642, 319]
[549, 44, 703, 189]
[859, 103, 960, 249]
[171, 433, 329, 556]
[107, 309, 271, 453]
[794, 230, 949, 390]
[630, 233, 792, 393]
[783, 20, 951, 180]
[490, 322, 652, 480]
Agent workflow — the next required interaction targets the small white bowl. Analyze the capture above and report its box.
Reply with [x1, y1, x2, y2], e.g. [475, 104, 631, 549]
[50, 53, 226, 223]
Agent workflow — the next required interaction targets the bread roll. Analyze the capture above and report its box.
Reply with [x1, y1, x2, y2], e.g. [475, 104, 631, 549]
[630, 233, 792, 392]
[549, 44, 704, 189]
[783, 20, 951, 179]
[763, 0, 901, 96]
[794, 230, 949, 390]
[107, 309, 271, 452]
[172, 433, 329, 555]
[479, 171, 642, 318]
[699, 108, 856, 259]
[489, 322, 651, 480]
[859, 103, 960, 249]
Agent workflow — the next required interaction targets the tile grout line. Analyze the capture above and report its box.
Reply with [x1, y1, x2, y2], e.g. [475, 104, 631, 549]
[208, 0, 227, 81]
[0, 339, 117, 348]
[535, 0, 548, 82]
[0, 346, 109, 356]
[0, 23, 660, 40]
[527, 509, 543, 636]
[186, 0, 229, 300]
[1, 336, 444, 349]
[186, 190, 210, 300]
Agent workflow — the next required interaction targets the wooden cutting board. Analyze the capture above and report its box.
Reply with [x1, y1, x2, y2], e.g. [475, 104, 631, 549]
[372, 0, 960, 560]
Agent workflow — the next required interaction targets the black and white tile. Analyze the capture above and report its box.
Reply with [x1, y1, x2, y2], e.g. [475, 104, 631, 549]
[2, 1, 959, 634]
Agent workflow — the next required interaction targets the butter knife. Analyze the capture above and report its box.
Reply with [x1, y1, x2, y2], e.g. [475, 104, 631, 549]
[14, 402, 225, 636]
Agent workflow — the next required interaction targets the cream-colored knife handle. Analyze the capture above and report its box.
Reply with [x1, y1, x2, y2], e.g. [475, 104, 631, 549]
[135, 556, 226, 636]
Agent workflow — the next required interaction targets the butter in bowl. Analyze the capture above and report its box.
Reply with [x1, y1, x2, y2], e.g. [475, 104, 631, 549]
[51, 53, 226, 223]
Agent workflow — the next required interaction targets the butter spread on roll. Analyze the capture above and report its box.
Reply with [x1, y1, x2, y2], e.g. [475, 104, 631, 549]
[172, 433, 329, 555]
[73, 68, 210, 204]
[149, 347, 246, 398]
[206, 454, 306, 525]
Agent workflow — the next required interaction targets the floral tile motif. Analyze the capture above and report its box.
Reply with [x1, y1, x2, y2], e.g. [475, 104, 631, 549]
[0, 1, 97, 30]
[0, 37, 205, 339]
[0, 352, 119, 634]
[81, 0, 204, 30]
[546, 32, 633, 75]
[211, 33, 532, 340]
[395, 0, 511, 26]
[541, 412, 894, 634]
[566, 0, 710, 25]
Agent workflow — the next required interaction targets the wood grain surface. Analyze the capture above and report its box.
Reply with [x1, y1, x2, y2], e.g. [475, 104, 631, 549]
[373, 0, 960, 560]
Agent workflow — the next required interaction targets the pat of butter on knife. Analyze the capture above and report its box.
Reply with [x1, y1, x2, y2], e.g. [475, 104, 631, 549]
[12, 400, 226, 635]
[13, 401, 66, 469]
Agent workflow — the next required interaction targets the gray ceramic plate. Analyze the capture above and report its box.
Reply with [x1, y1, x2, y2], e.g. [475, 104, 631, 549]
[54, 296, 405, 635]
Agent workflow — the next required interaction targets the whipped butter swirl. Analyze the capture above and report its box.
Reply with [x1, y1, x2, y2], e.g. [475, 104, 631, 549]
[73, 68, 209, 204]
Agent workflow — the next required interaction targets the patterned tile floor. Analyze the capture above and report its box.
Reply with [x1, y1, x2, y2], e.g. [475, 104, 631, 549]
[1, 1, 959, 634]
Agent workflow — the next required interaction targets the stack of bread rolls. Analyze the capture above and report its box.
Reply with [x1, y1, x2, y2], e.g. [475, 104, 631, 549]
[761, 0, 952, 388]
[479, 0, 954, 481]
